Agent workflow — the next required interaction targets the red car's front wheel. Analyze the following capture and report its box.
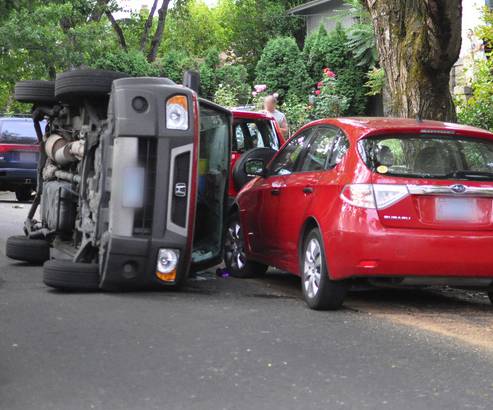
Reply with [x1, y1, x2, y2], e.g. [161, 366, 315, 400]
[224, 214, 268, 278]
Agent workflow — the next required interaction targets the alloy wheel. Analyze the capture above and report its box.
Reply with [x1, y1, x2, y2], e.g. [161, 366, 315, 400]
[225, 221, 246, 270]
[304, 238, 322, 299]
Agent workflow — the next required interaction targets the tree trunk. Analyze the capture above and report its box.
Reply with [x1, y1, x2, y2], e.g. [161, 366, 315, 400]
[140, 0, 159, 51]
[364, 0, 462, 121]
[105, 9, 128, 51]
[147, 0, 171, 63]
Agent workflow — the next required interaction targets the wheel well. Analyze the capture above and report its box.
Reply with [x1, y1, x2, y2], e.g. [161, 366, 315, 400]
[297, 217, 320, 270]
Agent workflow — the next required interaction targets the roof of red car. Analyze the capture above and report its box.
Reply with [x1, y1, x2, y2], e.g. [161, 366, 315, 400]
[301, 117, 493, 141]
[231, 109, 275, 120]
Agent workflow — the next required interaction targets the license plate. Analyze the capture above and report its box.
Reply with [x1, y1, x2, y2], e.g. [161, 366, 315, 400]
[19, 152, 37, 162]
[122, 167, 145, 208]
[436, 197, 478, 222]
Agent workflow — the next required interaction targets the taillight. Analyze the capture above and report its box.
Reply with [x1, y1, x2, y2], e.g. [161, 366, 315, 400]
[340, 184, 409, 209]
[340, 184, 375, 208]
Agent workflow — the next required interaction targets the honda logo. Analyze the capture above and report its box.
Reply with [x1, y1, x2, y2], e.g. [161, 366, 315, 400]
[174, 182, 187, 198]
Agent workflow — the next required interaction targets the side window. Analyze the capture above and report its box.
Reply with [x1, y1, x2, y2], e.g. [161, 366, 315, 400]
[300, 127, 338, 172]
[328, 132, 350, 168]
[269, 130, 311, 176]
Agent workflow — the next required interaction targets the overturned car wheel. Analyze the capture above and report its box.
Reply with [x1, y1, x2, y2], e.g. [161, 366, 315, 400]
[55, 69, 128, 102]
[14, 80, 57, 105]
[6, 235, 50, 264]
[43, 260, 100, 291]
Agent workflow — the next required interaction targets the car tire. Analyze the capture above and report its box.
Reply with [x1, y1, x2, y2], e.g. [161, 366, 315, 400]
[301, 228, 348, 310]
[232, 147, 277, 191]
[14, 80, 57, 104]
[6, 235, 50, 264]
[15, 187, 34, 202]
[55, 69, 128, 102]
[43, 259, 100, 291]
[224, 213, 268, 278]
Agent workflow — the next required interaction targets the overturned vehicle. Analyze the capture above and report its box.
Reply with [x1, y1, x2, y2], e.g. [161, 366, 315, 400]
[6, 70, 231, 290]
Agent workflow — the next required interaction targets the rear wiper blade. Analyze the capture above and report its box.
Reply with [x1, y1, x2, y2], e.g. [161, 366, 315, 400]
[444, 170, 493, 179]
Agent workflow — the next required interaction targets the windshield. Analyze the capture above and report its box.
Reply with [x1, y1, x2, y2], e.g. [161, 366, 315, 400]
[0, 120, 38, 144]
[192, 102, 231, 264]
[359, 134, 493, 181]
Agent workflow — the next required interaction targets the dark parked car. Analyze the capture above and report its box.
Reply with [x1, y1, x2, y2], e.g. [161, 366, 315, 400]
[0, 117, 40, 201]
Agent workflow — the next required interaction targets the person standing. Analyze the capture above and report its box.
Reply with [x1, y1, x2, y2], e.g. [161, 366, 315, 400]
[263, 95, 288, 138]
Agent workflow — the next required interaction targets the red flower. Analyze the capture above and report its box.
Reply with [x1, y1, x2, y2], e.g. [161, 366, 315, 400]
[317, 81, 324, 88]
[323, 68, 336, 78]
[314, 89, 321, 95]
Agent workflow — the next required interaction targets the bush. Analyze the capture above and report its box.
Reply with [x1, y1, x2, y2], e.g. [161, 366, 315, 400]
[93, 49, 160, 77]
[217, 64, 250, 104]
[281, 94, 312, 132]
[303, 24, 368, 115]
[255, 36, 311, 102]
[213, 84, 239, 108]
[159, 50, 196, 83]
[312, 68, 350, 118]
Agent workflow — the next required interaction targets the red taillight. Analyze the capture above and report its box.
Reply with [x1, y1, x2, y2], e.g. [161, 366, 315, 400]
[341, 184, 409, 210]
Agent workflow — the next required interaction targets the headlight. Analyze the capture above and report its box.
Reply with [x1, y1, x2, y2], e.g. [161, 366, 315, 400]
[156, 249, 180, 280]
[166, 95, 188, 130]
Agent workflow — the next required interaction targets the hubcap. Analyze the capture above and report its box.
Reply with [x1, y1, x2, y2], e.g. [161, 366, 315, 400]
[225, 221, 246, 270]
[304, 238, 322, 299]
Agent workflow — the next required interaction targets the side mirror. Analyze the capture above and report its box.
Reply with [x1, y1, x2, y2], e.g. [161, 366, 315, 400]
[245, 158, 266, 177]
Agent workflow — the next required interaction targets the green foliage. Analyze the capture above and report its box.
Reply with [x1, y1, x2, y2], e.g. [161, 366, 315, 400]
[159, 50, 196, 83]
[93, 49, 160, 76]
[346, 23, 377, 67]
[281, 95, 312, 131]
[213, 84, 239, 108]
[312, 69, 350, 118]
[255, 37, 311, 102]
[365, 67, 385, 96]
[217, 64, 250, 104]
[303, 25, 368, 115]
[457, 7, 493, 131]
[216, 0, 304, 76]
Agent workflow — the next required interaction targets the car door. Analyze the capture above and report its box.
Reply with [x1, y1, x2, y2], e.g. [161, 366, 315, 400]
[244, 129, 312, 262]
[275, 126, 340, 270]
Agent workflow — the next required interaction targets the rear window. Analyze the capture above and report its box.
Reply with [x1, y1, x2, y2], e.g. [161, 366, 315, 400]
[233, 118, 279, 153]
[0, 120, 38, 144]
[359, 134, 493, 181]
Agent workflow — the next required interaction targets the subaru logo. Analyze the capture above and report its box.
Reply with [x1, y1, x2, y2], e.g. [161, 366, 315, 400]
[450, 184, 467, 194]
[174, 182, 187, 198]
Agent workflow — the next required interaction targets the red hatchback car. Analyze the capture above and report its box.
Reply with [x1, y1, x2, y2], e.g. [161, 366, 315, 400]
[225, 117, 493, 310]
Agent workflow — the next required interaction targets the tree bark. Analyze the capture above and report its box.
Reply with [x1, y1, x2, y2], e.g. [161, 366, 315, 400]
[105, 9, 127, 51]
[90, 0, 110, 22]
[147, 0, 171, 63]
[140, 0, 159, 51]
[364, 0, 462, 121]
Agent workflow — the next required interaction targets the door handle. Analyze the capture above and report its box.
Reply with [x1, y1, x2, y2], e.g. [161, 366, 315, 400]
[271, 188, 281, 196]
[303, 187, 314, 194]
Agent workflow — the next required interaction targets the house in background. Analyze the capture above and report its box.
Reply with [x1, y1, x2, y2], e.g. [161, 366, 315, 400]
[290, 0, 491, 100]
[288, 0, 354, 34]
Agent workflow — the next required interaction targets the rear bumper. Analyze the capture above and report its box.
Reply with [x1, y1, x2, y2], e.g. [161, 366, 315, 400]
[0, 168, 37, 188]
[327, 211, 493, 280]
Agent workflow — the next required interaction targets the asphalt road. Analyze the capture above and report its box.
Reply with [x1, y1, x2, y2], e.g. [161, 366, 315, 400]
[1, 192, 493, 410]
